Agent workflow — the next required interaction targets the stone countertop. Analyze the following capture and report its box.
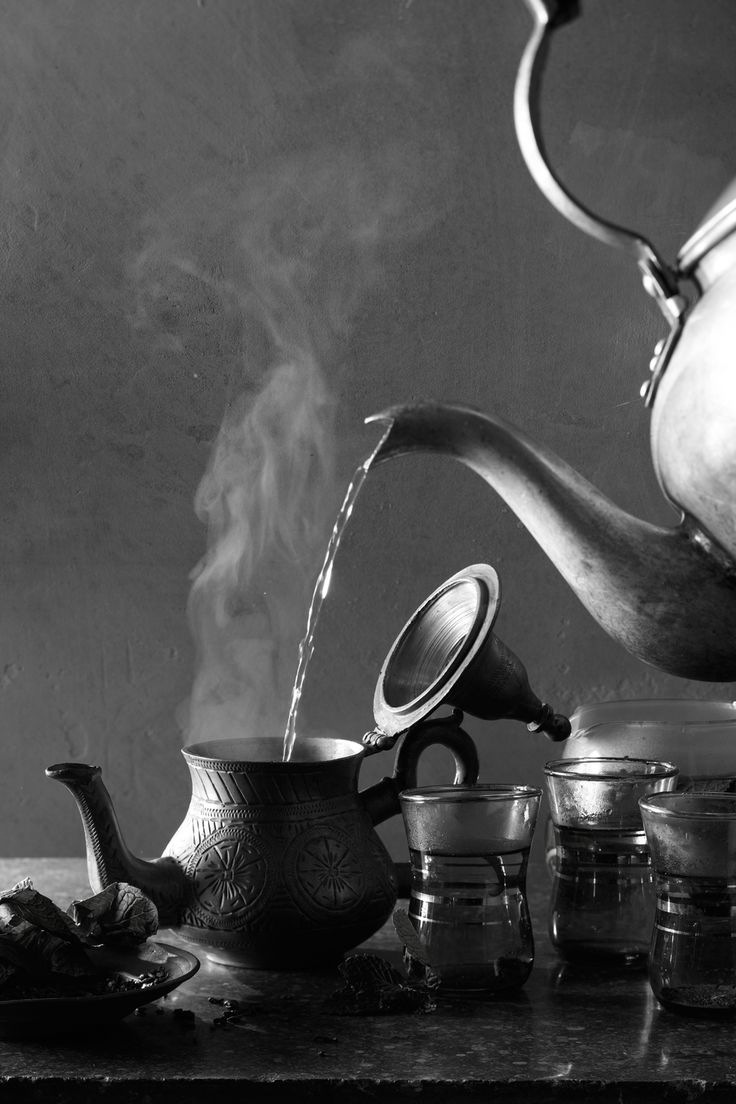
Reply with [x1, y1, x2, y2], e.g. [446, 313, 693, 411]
[0, 858, 735, 1103]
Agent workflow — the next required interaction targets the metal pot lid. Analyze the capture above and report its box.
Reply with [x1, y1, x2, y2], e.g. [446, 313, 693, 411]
[372, 564, 501, 738]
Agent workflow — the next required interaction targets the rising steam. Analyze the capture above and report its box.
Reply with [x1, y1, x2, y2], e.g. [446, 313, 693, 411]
[131, 26, 455, 749]
[187, 353, 335, 748]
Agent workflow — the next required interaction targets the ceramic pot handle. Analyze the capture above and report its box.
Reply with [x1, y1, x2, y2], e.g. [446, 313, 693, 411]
[360, 711, 479, 827]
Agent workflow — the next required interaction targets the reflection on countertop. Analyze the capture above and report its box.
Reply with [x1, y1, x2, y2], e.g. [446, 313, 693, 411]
[0, 857, 733, 1103]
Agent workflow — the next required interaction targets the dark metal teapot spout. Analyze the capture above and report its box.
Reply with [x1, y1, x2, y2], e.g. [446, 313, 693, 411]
[45, 762, 186, 925]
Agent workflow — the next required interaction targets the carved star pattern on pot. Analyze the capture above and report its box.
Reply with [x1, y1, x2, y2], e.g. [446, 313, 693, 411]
[296, 835, 364, 909]
[195, 838, 267, 914]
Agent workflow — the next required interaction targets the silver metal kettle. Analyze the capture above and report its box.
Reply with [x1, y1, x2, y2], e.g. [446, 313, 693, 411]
[366, 0, 736, 682]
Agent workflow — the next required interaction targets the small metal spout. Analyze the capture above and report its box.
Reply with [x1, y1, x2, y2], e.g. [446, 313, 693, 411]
[46, 762, 186, 925]
[366, 403, 453, 466]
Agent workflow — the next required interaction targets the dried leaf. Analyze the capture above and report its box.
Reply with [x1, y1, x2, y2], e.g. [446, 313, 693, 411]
[392, 908, 441, 988]
[0, 879, 161, 998]
[68, 882, 159, 946]
[325, 953, 437, 1016]
[0, 880, 94, 981]
[0, 881, 79, 943]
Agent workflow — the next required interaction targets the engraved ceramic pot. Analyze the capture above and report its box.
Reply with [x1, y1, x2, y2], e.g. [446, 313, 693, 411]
[163, 729, 477, 967]
[163, 736, 393, 967]
[48, 718, 478, 968]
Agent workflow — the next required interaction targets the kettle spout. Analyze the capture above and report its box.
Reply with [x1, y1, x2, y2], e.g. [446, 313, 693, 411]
[46, 762, 186, 925]
[367, 402, 736, 682]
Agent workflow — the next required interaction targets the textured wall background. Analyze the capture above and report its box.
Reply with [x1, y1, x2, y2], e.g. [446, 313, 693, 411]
[2, 0, 735, 863]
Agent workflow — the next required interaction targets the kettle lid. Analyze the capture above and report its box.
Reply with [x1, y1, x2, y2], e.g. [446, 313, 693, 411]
[678, 177, 736, 276]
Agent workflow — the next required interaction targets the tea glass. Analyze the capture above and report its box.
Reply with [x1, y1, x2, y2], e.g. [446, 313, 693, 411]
[544, 758, 678, 964]
[561, 699, 736, 791]
[640, 792, 736, 1014]
[399, 784, 541, 994]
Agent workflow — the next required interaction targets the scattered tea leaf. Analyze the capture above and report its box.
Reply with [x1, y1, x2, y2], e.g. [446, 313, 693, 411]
[68, 883, 158, 946]
[0, 878, 161, 999]
[324, 952, 437, 1016]
[0, 881, 79, 943]
[393, 908, 440, 988]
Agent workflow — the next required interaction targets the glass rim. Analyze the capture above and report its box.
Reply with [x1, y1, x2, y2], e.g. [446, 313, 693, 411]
[570, 698, 736, 722]
[399, 784, 542, 804]
[571, 696, 736, 707]
[544, 756, 679, 782]
[639, 791, 736, 820]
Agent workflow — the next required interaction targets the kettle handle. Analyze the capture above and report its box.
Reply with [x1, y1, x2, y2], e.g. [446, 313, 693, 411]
[515, 0, 683, 335]
[524, 0, 579, 28]
[359, 711, 479, 827]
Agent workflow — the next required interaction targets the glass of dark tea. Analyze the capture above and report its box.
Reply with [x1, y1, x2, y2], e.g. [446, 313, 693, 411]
[399, 784, 542, 994]
[545, 757, 678, 965]
[640, 791, 736, 1014]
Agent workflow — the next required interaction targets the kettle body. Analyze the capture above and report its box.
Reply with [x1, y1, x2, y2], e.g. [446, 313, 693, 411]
[653, 187, 736, 561]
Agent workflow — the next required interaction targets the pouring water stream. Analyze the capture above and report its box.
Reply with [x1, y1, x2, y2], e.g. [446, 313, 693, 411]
[282, 425, 391, 761]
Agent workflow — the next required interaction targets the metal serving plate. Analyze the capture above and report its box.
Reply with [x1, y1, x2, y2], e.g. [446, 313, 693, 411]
[0, 940, 200, 1035]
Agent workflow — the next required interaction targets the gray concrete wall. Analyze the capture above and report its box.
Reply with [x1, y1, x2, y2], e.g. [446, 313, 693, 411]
[2, 0, 735, 863]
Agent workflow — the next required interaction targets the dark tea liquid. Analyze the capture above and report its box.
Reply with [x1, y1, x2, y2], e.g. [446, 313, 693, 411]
[650, 875, 736, 1013]
[549, 824, 654, 963]
[408, 847, 534, 991]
